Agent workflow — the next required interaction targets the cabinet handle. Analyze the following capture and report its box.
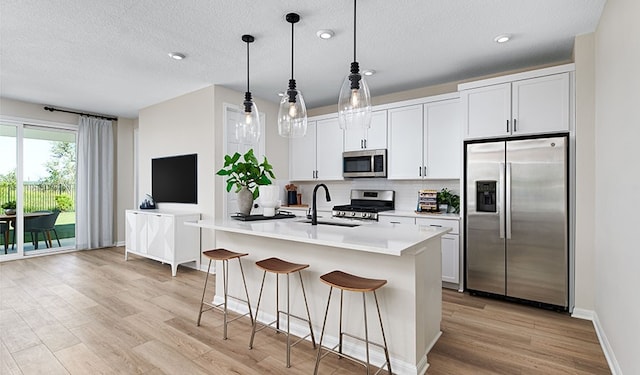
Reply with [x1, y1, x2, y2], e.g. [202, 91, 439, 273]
[430, 224, 443, 228]
[364, 139, 367, 148]
[419, 166, 422, 176]
[423, 166, 427, 176]
[360, 139, 364, 148]
[513, 119, 517, 132]
[506, 119, 510, 132]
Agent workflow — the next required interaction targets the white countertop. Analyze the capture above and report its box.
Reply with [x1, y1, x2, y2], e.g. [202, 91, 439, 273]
[187, 217, 450, 257]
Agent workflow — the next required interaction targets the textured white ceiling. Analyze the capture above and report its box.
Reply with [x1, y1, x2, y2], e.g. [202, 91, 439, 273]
[0, 0, 606, 119]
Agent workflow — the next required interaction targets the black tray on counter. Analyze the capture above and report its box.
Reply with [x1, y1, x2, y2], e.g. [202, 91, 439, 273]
[230, 212, 297, 221]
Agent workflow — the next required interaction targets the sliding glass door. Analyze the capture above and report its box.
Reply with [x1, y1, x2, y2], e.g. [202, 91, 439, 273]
[0, 122, 77, 259]
[0, 124, 18, 258]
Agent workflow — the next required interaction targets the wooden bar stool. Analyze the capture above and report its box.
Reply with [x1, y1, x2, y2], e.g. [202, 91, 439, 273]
[314, 270, 392, 375]
[196, 249, 253, 340]
[249, 257, 316, 368]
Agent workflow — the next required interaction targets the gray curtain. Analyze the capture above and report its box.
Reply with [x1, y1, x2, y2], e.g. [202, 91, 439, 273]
[76, 116, 113, 249]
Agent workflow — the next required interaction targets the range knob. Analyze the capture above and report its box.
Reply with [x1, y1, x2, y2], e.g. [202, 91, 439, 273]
[361, 212, 369, 218]
[350, 212, 356, 217]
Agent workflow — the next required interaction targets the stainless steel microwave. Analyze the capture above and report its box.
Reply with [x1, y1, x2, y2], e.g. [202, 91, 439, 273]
[343, 149, 387, 178]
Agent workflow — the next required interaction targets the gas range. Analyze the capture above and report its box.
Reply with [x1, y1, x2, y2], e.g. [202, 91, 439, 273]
[332, 189, 395, 221]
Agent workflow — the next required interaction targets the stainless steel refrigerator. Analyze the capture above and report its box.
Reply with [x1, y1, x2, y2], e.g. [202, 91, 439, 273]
[465, 134, 568, 310]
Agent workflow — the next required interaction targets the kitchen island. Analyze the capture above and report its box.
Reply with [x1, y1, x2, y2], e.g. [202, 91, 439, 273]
[188, 217, 450, 375]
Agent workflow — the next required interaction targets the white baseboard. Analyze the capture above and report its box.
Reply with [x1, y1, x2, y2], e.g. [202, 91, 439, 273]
[212, 295, 424, 375]
[571, 307, 594, 320]
[572, 308, 621, 375]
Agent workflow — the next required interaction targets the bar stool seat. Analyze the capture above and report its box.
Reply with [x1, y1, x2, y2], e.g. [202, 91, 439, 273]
[249, 257, 316, 368]
[320, 270, 387, 292]
[315, 270, 392, 375]
[197, 248, 253, 340]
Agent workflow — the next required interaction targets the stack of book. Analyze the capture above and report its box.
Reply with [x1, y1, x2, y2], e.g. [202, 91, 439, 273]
[417, 189, 438, 212]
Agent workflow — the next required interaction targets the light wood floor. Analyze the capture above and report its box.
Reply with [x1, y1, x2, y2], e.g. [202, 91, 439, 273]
[0, 247, 609, 374]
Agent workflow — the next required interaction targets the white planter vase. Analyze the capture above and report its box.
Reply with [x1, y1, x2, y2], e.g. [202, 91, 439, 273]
[259, 185, 279, 217]
[237, 187, 254, 216]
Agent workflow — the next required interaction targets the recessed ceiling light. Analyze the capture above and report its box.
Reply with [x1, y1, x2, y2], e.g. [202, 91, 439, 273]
[168, 52, 186, 60]
[494, 34, 511, 44]
[362, 69, 375, 76]
[316, 30, 334, 39]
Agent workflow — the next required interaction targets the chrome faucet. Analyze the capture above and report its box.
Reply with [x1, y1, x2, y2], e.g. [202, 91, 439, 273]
[311, 183, 331, 225]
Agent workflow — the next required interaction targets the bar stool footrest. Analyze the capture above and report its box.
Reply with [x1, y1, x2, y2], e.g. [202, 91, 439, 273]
[317, 345, 381, 373]
[316, 333, 391, 375]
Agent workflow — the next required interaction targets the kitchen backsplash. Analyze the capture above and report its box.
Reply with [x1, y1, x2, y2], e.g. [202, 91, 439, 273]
[273, 179, 460, 212]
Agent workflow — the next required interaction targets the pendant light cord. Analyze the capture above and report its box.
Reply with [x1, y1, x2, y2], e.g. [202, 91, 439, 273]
[246, 40, 250, 93]
[353, 0, 357, 62]
[290, 20, 295, 80]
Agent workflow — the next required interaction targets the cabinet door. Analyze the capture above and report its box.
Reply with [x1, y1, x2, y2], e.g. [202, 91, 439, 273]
[135, 212, 148, 253]
[462, 83, 511, 139]
[343, 110, 387, 151]
[316, 118, 344, 180]
[125, 211, 138, 252]
[511, 73, 570, 135]
[424, 99, 462, 179]
[289, 120, 317, 181]
[440, 234, 460, 284]
[378, 215, 415, 225]
[147, 214, 174, 260]
[387, 105, 423, 179]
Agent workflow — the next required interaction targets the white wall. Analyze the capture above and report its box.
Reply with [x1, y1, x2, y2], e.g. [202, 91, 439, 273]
[138, 86, 216, 251]
[594, 0, 640, 373]
[573, 34, 596, 311]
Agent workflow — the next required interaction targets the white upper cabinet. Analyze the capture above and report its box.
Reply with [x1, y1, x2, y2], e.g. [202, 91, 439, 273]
[461, 83, 511, 139]
[511, 73, 570, 135]
[344, 110, 387, 151]
[387, 98, 462, 180]
[289, 120, 317, 181]
[316, 117, 344, 180]
[387, 104, 423, 179]
[424, 99, 462, 179]
[460, 65, 573, 139]
[289, 117, 344, 181]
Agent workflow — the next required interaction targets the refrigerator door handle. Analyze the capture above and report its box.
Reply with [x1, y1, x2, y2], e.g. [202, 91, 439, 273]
[499, 162, 505, 239]
[506, 162, 512, 239]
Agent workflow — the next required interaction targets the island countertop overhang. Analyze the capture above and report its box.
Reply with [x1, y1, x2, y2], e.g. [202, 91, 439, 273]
[187, 218, 451, 256]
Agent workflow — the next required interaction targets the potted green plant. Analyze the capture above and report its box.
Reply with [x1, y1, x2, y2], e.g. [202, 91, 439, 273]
[2, 200, 16, 215]
[436, 188, 460, 214]
[216, 149, 275, 215]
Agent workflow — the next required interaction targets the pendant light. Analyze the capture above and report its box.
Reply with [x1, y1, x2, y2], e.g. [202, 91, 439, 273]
[236, 34, 261, 144]
[278, 13, 307, 138]
[337, 0, 372, 130]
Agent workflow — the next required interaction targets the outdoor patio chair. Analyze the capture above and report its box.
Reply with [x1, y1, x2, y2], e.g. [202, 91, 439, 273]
[1, 222, 9, 254]
[25, 210, 61, 249]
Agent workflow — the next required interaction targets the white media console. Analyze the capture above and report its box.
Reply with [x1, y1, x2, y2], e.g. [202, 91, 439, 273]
[125, 209, 201, 276]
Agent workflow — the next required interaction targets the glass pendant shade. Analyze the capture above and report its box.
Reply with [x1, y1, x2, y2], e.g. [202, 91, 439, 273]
[338, 0, 372, 130]
[278, 87, 307, 138]
[338, 71, 372, 130]
[278, 13, 307, 138]
[236, 34, 260, 144]
[236, 95, 260, 144]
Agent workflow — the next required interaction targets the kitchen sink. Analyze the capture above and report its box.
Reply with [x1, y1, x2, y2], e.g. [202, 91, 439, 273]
[296, 219, 360, 228]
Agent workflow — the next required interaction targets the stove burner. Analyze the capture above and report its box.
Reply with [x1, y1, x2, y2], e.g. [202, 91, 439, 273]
[331, 190, 395, 221]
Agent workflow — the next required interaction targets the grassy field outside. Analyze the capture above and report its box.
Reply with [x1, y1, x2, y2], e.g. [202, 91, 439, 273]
[56, 211, 75, 225]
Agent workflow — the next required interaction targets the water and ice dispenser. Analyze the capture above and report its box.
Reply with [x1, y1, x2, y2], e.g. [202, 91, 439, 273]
[476, 181, 497, 212]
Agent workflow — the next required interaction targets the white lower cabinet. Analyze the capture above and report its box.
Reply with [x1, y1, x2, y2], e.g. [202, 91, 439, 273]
[125, 210, 201, 276]
[377, 215, 415, 225]
[379, 215, 461, 286]
[415, 217, 460, 286]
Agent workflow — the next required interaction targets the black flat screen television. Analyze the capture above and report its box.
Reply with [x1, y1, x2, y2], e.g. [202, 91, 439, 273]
[152, 153, 198, 204]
